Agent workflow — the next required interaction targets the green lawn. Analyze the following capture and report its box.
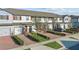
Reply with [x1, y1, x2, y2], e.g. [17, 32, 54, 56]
[28, 32, 49, 42]
[44, 41, 62, 49]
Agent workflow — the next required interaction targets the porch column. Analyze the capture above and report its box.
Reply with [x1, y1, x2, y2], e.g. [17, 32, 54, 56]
[45, 18, 48, 31]
[10, 26, 15, 36]
[52, 17, 55, 31]
[63, 18, 65, 30]
[27, 26, 30, 32]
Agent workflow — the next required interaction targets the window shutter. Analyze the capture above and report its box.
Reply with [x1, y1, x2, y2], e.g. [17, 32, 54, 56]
[13, 16, 15, 20]
[20, 16, 21, 20]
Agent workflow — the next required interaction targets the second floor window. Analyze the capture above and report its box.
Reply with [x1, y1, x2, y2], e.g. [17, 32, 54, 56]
[36, 17, 41, 21]
[13, 16, 21, 20]
[0, 15, 8, 20]
[26, 16, 29, 20]
[59, 18, 62, 21]
[65, 18, 68, 21]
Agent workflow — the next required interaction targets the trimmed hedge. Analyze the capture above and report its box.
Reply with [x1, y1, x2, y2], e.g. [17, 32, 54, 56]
[27, 32, 49, 42]
[11, 36, 24, 45]
[65, 28, 78, 34]
[37, 33, 49, 39]
[24, 48, 31, 50]
[31, 32, 50, 39]
[47, 31, 66, 36]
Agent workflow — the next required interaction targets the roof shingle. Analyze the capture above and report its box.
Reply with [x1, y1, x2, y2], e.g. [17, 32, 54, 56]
[4, 8, 61, 17]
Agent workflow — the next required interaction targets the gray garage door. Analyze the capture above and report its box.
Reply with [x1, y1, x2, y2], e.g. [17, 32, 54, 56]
[0, 27, 11, 36]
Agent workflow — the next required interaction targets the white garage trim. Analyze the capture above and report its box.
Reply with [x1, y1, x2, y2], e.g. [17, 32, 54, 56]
[0, 26, 24, 36]
[14, 27, 23, 35]
[0, 27, 11, 36]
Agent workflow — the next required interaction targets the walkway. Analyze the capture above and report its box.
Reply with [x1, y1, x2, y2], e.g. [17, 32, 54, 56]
[12, 38, 64, 50]
[17, 34, 36, 45]
[0, 36, 19, 50]
[69, 33, 79, 40]
[31, 45, 53, 50]
[38, 32, 61, 40]
[12, 33, 79, 50]
[61, 32, 71, 36]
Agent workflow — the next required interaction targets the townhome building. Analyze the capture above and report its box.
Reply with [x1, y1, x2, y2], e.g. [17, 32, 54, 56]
[53, 15, 79, 32]
[0, 8, 79, 37]
[55, 15, 72, 31]
[62, 15, 79, 30]
[0, 8, 61, 36]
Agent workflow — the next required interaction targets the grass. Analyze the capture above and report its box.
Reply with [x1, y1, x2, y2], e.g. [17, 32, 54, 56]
[44, 41, 62, 49]
[27, 32, 49, 42]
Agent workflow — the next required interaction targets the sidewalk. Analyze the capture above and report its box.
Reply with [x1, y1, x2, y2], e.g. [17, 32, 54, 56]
[17, 34, 36, 45]
[12, 39, 63, 50]
[38, 32, 61, 39]
[0, 36, 19, 50]
[12, 33, 79, 50]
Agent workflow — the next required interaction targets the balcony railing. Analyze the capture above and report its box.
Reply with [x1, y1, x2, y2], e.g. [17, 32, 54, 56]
[0, 19, 33, 26]
[13, 20, 32, 23]
[0, 20, 12, 25]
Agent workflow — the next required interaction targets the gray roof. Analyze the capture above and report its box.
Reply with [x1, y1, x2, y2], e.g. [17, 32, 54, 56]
[3, 8, 61, 17]
[62, 15, 79, 18]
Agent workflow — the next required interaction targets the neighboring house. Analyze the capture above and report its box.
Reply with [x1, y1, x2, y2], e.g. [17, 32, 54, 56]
[0, 8, 60, 36]
[61, 15, 79, 30]
[70, 15, 79, 28]
[58, 15, 72, 31]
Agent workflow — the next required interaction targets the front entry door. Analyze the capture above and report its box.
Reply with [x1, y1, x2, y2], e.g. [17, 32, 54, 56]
[29, 26, 32, 32]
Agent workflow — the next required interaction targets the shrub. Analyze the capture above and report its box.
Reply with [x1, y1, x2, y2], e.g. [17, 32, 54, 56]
[65, 28, 78, 34]
[37, 33, 49, 39]
[24, 48, 31, 50]
[27, 32, 49, 42]
[11, 36, 24, 45]
[47, 31, 66, 36]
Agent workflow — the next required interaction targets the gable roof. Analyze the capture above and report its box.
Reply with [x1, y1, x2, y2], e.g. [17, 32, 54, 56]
[3, 8, 61, 17]
[62, 15, 79, 18]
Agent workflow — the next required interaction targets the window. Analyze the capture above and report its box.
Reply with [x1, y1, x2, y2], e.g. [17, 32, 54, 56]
[26, 16, 29, 20]
[60, 19, 62, 21]
[65, 18, 68, 21]
[13, 16, 21, 20]
[0, 15, 8, 20]
[48, 18, 51, 20]
[36, 17, 41, 21]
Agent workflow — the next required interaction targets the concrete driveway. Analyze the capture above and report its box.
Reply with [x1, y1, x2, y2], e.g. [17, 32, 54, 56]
[0, 36, 19, 50]
[17, 34, 36, 45]
[31, 45, 53, 50]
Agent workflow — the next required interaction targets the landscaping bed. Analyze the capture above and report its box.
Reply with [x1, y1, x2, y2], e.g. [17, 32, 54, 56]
[37, 33, 49, 39]
[24, 48, 31, 50]
[65, 28, 78, 34]
[27, 32, 49, 42]
[47, 31, 66, 36]
[44, 41, 62, 49]
[11, 36, 24, 45]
